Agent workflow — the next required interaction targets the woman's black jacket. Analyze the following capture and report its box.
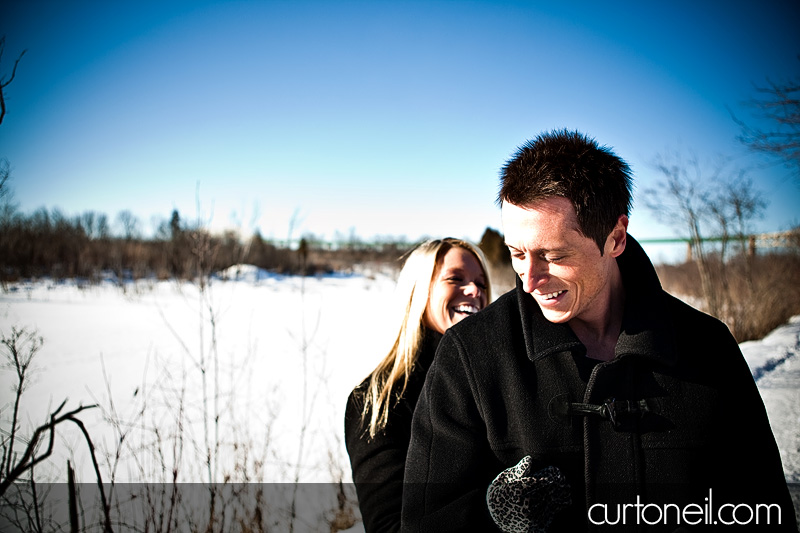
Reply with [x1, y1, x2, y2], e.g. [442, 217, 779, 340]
[345, 328, 442, 533]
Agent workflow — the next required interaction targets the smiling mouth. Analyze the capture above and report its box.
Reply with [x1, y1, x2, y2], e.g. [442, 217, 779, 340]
[453, 304, 480, 315]
[539, 290, 566, 300]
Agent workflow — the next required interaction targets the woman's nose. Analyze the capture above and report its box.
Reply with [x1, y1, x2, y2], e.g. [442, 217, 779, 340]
[463, 281, 482, 298]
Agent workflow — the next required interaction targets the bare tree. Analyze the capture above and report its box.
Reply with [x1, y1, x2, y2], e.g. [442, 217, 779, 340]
[0, 158, 10, 204]
[643, 151, 767, 318]
[0, 36, 27, 127]
[733, 64, 800, 180]
[115, 209, 141, 240]
[644, 151, 720, 315]
[0, 37, 25, 226]
[0, 157, 15, 225]
[1, 327, 41, 480]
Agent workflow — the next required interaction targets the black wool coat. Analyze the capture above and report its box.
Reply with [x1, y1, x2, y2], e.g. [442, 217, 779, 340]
[345, 328, 442, 533]
[402, 237, 796, 532]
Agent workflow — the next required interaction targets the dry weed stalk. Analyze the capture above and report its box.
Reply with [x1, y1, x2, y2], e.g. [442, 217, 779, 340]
[0, 326, 111, 530]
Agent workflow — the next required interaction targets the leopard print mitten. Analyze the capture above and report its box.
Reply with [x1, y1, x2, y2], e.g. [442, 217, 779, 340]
[486, 456, 571, 533]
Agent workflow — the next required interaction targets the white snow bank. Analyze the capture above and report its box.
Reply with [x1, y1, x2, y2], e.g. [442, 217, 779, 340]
[740, 315, 800, 381]
[740, 316, 800, 483]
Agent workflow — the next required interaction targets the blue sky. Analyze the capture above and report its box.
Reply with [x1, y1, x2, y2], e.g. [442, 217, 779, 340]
[1, 1, 798, 260]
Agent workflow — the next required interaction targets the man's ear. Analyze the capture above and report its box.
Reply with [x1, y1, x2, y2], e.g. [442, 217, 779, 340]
[607, 215, 628, 258]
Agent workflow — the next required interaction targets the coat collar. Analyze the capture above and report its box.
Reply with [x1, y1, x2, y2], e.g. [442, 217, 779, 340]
[518, 235, 677, 366]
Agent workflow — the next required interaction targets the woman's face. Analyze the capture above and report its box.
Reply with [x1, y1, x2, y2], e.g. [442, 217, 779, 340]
[424, 247, 488, 334]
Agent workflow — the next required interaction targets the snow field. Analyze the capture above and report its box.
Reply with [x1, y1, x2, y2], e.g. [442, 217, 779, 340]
[0, 269, 398, 486]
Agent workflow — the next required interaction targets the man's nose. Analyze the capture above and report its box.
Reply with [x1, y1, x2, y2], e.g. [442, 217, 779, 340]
[521, 259, 548, 293]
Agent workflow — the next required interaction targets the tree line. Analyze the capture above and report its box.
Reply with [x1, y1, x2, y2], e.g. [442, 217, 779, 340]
[0, 206, 432, 283]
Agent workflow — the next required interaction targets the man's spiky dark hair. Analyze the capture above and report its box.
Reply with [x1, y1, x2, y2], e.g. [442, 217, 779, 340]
[498, 129, 633, 252]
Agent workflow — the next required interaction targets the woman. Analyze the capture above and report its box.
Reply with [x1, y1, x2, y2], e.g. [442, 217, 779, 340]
[344, 238, 492, 533]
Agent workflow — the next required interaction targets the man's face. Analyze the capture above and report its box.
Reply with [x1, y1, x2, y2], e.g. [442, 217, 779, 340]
[501, 197, 627, 329]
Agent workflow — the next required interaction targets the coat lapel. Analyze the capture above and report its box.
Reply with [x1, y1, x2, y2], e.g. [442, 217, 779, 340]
[615, 236, 678, 366]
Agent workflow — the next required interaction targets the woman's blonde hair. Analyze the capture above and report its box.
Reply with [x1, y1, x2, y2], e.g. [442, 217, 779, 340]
[360, 238, 491, 438]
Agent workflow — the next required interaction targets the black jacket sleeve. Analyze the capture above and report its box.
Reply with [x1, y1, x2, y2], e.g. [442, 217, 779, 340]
[400, 331, 501, 532]
[345, 329, 442, 532]
[704, 318, 797, 531]
[344, 388, 407, 533]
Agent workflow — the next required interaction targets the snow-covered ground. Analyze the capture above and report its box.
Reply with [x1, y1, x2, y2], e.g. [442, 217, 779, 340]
[0, 267, 798, 528]
[739, 315, 800, 484]
[0, 267, 400, 488]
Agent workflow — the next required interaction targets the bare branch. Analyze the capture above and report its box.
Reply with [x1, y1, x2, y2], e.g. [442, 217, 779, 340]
[66, 413, 113, 532]
[0, 36, 28, 127]
[1, 327, 43, 478]
[0, 403, 97, 498]
[733, 62, 800, 179]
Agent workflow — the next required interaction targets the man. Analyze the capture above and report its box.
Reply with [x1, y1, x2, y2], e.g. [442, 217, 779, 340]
[401, 130, 796, 532]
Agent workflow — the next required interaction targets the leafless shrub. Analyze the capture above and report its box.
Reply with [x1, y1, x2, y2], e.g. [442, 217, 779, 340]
[657, 247, 800, 342]
[0, 326, 106, 531]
